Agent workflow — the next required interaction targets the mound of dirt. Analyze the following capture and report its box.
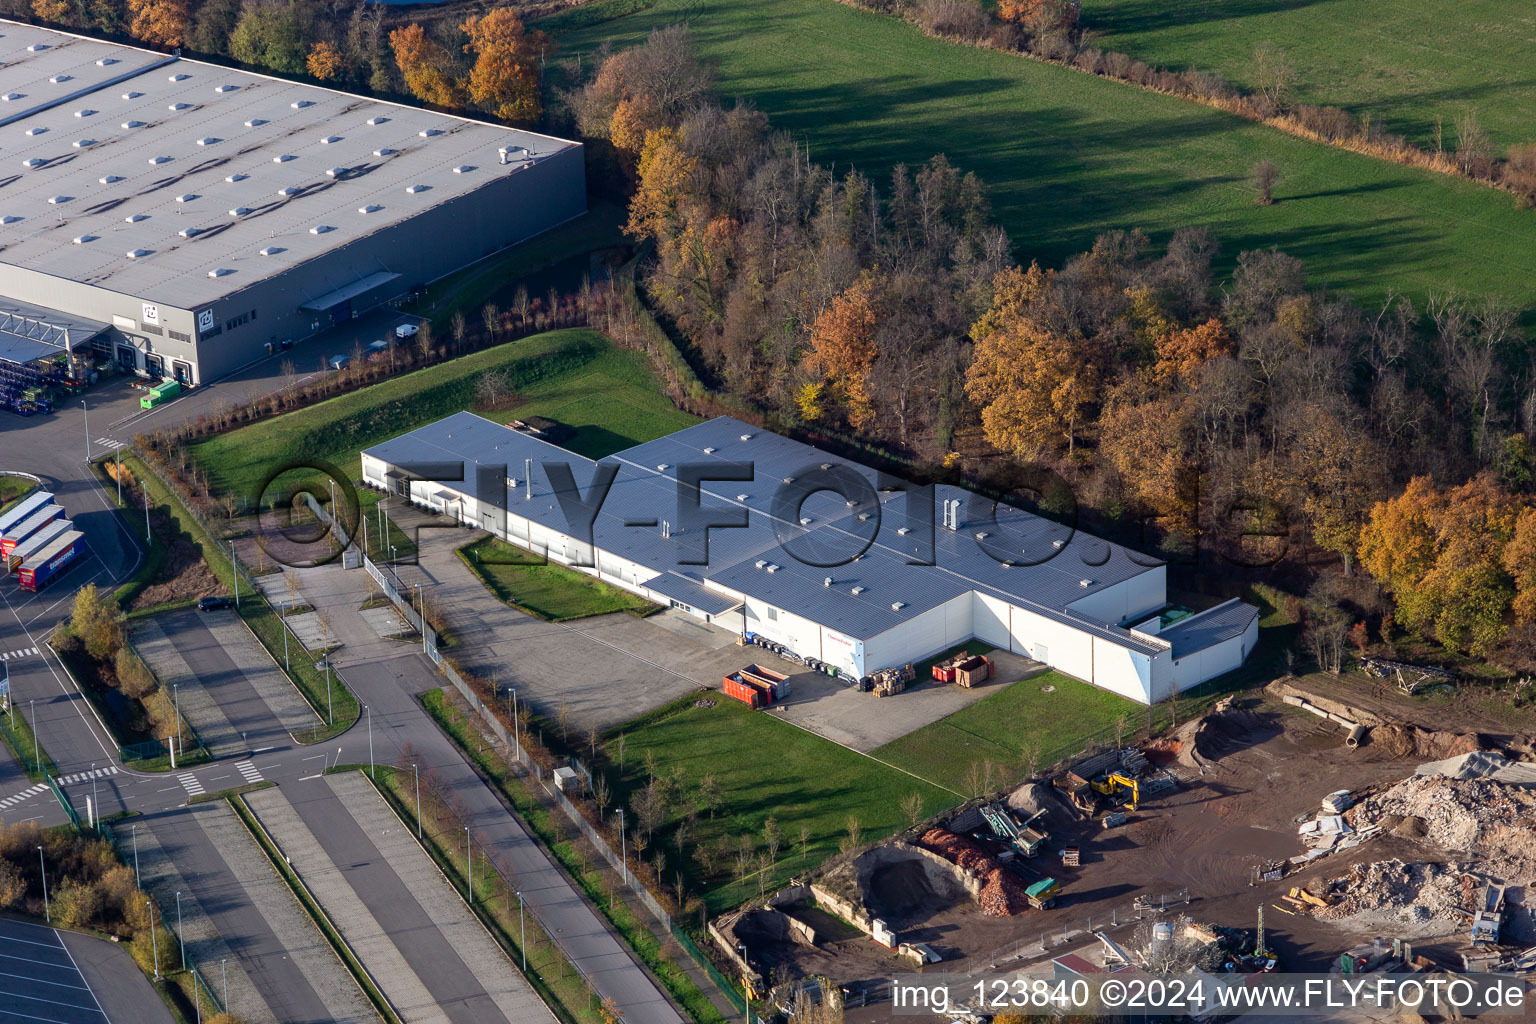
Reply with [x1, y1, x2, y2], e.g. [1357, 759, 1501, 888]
[1173, 708, 1270, 767]
[1371, 723, 1483, 760]
[1006, 781, 1074, 822]
[1349, 775, 1536, 853]
[867, 859, 953, 925]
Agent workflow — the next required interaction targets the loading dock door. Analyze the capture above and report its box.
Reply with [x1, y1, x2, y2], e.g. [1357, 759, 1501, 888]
[330, 300, 352, 326]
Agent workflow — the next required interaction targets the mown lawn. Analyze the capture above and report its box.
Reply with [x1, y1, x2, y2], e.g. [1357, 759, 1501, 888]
[602, 694, 957, 912]
[458, 535, 657, 620]
[1077, 0, 1536, 152]
[188, 329, 699, 506]
[871, 670, 1142, 794]
[0, 475, 33, 511]
[547, 0, 1536, 315]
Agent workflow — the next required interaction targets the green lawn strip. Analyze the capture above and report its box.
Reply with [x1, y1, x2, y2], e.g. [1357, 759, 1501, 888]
[1077, 0, 1536, 152]
[401, 202, 628, 327]
[0, 700, 57, 781]
[457, 535, 658, 621]
[0, 475, 34, 511]
[123, 452, 357, 742]
[871, 671, 1141, 794]
[188, 329, 699, 509]
[228, 793, 405, 1024]
[550, 0, 1536, 314]
[421, 690, 727, 1024]
[596, 692, 958, 913]
[352, 765, 607, 1024]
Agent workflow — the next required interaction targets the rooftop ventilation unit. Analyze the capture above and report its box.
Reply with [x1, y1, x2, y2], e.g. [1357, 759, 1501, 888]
[174, 193, 198, 203]
[310, 225, 335, 234]
[96, 57, 118, 66]
[168, 73, 189, 81]
[228, 206, 250, 217]
[73, 109, 94, 117]
[49, 74, 71, 84]
[419, 128, 442, 138]
[72, 139, 96, 148]
[499, 146, 530, 164]
[373, 148, 397, 157]
[177, 226, 200, 238]
[124, 213, 147, 223]
[824, 577, 833, 587]
[766, 564, 780, 573]
[783, 476, 795, 484]
[208, 268, 234, 278]
[656, 463, 669, 471]
[321, 135, 341, 144]
[258, 246, 284, 256]
[214, 84, 237, 93]
[225, 173, 248, 182]
[167, 102, 190, 111]
[277, 186, 300, 197]
[740, 433, 752, 441]
[1051, 538, 1065, 548]
[195, 137, 219, 146]
[975, 531, 989, 540]
[891, 601, 906, 611]
[291, 100, 314, 109]
[702, 446, 716, 454]
[244, 118, 266, 127]
[857, 512, 871, 521]
[754, 560, 767, 569]
[324, 167, 344, 178]
[452, 164, 474, 174]
[99, 174, 124, 184]
[800, 517, 812, 525]
[20, 158, 44, 169]
[121, 120, 145, 129]
[737, 493, 748, 501]
[24, 127, 44, 136]
[126, 248, 150, 259]
[121, 91, 141, 100]
[897, 527, 910, 535]
[357, 204, 381, 214]
[71, 235, 96, 244]
[365, 116, 388, 125]
[404, 184, 429, 194]
[851, 585, 865, 595]
[1079, 579, 1093, 588]
[148, 155, 171, 165]
[1, 93, 22, 102]
[0, 216, 20, 225]
[27, 43, 48, 51]
[273, 154, 296, 163]
[46, 195, 71, 204]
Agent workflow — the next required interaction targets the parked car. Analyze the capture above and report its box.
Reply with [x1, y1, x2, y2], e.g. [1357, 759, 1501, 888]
[394, 322, 419, 339]
[197, 596, 232, 612]
[327, 354, 351, 370]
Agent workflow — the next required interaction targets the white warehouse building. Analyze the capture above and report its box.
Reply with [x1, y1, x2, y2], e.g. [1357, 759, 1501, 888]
[362, 412, 1259, 705]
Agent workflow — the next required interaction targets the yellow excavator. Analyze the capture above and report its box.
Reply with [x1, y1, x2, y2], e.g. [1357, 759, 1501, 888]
[1090, 773, 1141, 810]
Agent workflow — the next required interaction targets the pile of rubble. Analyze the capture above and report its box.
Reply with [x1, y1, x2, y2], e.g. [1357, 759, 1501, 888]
[1347, 775, 1536, 854]
[1315, 859, 1474, 936]
[915, 828, 1029, 917]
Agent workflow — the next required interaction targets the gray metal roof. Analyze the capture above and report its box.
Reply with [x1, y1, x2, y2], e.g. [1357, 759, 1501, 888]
[639, 572, 741, 616]
[364, 413, 1177, 653]
[0, 296, 106, 363]
[1162, 598, 1259, 658]
[0, 20, 578, 308]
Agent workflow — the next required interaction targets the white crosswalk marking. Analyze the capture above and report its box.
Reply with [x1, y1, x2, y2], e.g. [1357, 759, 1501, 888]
[178, 772, 205, 797]
[0, 783, 48, 809]
[0, 647, 40, 660]
[58, 766, 119, 786]
[236, 760, 263, 784]
[94, 437, 124, 450]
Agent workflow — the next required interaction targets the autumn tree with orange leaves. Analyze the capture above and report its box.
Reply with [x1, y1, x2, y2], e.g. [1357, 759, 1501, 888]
[389, 23, 465, 109]
[306, 40, 344, 82]
[462, 9, 550, 122]
[126, 0, 189, 47]
[801, 275, 883, 429]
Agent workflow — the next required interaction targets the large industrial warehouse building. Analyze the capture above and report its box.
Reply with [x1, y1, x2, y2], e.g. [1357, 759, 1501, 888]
[363, 413, 1259, 705]
[0, 21, 584, 384]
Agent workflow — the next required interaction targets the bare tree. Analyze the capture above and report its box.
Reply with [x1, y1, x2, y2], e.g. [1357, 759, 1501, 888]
[450, 310, 467, 354]
[763, 816, 781, 866]
[798, 824, 811, 861]
[593, 774, 611, 815]
[1253, 160, 1279, 206]
[513, 286, 530, 327]
[899, 791, 925, 828]
[415, 322, 434, 362]
[840, 815, 862, 854]
[1252, 43, 1293, 112]
[557, 701, 571, 742]
[482, 302, 500, 339]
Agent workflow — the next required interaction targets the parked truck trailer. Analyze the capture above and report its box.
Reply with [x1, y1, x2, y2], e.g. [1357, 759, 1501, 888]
[0, 504, 63, 558]
[18, 530, 85, 592]
[0, 490, 53, 542]
[7, 517, 73, 572]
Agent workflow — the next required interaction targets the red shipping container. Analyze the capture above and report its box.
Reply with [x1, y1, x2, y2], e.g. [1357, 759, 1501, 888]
[723, 673, 770, 708]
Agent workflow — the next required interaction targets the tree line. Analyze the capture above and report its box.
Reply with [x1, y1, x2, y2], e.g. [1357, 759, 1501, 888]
[568, 28, 1536, 670]
[8, 0, 551, 123]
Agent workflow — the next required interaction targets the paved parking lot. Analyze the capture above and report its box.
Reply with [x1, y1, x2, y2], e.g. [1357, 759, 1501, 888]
[0, 917, 169, 1024]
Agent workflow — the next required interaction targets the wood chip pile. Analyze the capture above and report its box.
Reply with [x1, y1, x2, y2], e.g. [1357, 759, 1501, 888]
[916, 828, 1029, 917]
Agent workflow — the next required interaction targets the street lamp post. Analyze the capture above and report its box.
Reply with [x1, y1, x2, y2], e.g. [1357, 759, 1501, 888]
[464, 827, 472, 901]
[414, 763, 421, 839]
[145, 480, 151, 543]
[617, 810, 627, 885]
[148, 900, 161, 980]
[221, 959, 228, 1010]
[414, 584, 426, 654]
[740, 944, 751, 1024]
[176, 891, 185, 970]
[38, 846, 48, 923]
[365, 704, 374, 778]
[30, 699, 38, 774]
[512, 687, 519, 760]
[173, 684, 182, 747]
[132, 824, 140, 887]
[517, 890, 526, 972]
[231, 541, 239, 608]
[81, 399, 89, 462]
[90, 762, 98, 830]
[116, 447, 122, 505]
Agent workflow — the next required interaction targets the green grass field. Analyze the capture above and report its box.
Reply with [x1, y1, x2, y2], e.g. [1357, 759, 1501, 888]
[547, 0, 1536, 315]
[458, 535, 657, 620]
[1078, 0, 1536, 152]
[189, 329, 699, 506]
[0, 475, 33, 512]
[871, 670, 1142, 794]
[602, 694, 957, 912]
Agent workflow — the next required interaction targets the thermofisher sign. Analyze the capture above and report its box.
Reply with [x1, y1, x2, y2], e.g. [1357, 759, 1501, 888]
[141, 303, 159, 324]
[197, 309, 214, 332]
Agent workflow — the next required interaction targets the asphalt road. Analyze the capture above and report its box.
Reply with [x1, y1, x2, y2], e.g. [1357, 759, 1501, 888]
[0, 916, 171, 1024]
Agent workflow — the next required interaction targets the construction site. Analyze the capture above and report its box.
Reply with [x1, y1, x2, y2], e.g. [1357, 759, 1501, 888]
[708, 671, 1536, 1019]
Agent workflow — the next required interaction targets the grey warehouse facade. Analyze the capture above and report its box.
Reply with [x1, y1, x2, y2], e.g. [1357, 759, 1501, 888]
[0, 21, 584, 384]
